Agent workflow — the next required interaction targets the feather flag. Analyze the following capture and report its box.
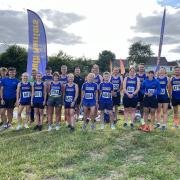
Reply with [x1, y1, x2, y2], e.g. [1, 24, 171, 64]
[155, 8, 166, 73]
[27, 9, 47, 75]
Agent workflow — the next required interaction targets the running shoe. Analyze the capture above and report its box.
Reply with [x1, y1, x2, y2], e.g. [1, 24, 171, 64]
[155, 123, 161, 129]
[91, 123, 96, 130]
[110, 123, 116, 130]
[123, 123, 128, 128]
[16, 124, 22, 131]
[24, 124, 29, 129]
[48, 125, 52, 132]
[100, 124, 105, 130]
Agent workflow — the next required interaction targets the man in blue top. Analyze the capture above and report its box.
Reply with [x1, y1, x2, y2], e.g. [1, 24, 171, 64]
[1, 67, 19, 128]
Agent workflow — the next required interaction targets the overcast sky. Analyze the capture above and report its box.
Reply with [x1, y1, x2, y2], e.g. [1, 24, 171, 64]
[0, 0, 180, 61]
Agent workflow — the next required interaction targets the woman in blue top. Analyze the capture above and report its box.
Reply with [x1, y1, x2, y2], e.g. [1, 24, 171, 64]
[123, 67, 140, 129]
[47, 72, 63, 131]
[31, 73, 47, 131]
[142, 70, 161, 131]
[169, 66, 180, 128]
[16, 73, 32, 130]
[81, 73, 98, 130]
[156, 67, 170, 130]
[64, 73, 79, 132]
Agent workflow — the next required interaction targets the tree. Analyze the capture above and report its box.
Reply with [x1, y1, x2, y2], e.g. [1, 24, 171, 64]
[128, 41, 154, 66]
[0, 45, 27, 76]
[97, 50, 116, 72]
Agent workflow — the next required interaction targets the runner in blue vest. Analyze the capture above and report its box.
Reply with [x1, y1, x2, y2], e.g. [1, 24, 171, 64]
[64, 73, 79, 132]
[81, 73, 98, 130]
[123, 67, 140, 129]
[59, 65, 68, 85]
[110, 66, 123, 123]
[169, 66, 180, 128]
[142, 70, 161, 131]
[99, 72, 114, 130]
[16, 73, 31, 130]
[1, 67, 19, 129]
[136, 63, 147, 117]
[47, 72, 63, 131]
[42, 66, 53, 124]
[31, 73, 47, 131]
[156, 67, 170, 130]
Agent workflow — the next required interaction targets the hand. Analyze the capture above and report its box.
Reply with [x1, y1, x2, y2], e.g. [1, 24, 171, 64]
[112, 91, 116, 97]
[148, 93, 153, 97]
[96, 101, 99, 108]
[43, 101, 46, 106]
[71, 101, 75, 107]
[15, 101, 19, 107]
[1, 99, 5, 105]
[128, 94, 133, 98]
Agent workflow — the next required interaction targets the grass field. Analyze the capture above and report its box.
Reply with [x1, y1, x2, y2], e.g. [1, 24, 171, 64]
[0, 111, 180, 180]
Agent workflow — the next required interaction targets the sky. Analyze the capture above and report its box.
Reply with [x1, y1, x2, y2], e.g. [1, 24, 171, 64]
[0, 0, 180, 61]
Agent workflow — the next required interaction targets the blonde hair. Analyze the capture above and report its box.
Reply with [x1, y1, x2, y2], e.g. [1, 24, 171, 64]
[67, 73, 74, 78]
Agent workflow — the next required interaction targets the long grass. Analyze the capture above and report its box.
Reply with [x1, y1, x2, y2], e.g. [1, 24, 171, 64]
[0, 110, 179, 180]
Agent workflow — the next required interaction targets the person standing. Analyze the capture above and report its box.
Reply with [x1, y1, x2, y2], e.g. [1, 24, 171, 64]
[169, 66, 180, 128]
[73, 67, 84, 120]
[110, 67, 123, 123]
[123, 67, 140, 129]
[142, 70, 161, 131]
[136, 63, 147, 117]
[156, 67, 170, 130]
[1, 67, 19, 129]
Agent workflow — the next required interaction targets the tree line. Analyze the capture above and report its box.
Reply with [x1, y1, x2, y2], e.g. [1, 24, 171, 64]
[0, 42, 156, 77]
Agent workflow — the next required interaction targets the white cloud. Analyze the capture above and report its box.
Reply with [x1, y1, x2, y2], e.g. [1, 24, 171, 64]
[0, 0, 179, 60]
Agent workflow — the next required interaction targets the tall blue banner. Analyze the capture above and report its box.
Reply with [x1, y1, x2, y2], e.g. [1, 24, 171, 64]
[27, 9, 47, 75]
[155, 8, 166, 73]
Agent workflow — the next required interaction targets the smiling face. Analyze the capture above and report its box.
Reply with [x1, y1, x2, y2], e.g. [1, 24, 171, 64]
[8, 69, 16, 78]
[113, 67, 119, 76]
[159, 67, 166, 76]
[148, 71, 154, 79]
[103, 73, 110, 82]
[22, 73, 29, 82]
[61, 66, 67, 75]
[36, 73, 42, 81]
[87, 73, 95, 82]
[138, 64, 145, 73]
[68, 74, 74, 83]
[74, 68, 80, 76]
[129, 68, 135, 77]
[174, 67, 180, 77]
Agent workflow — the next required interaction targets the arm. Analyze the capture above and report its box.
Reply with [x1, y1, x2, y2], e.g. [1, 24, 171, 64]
[31, 83, 34, 106]
[168, 77, 172, 99]
[123, 77, 129, 96]
[74, 84, 79, 102]
[133, 78, 140, 96]
[43, 82, 47, 105]
[153, 80, 161, 96]
[16, 83, 21, 106]
[120, 76, 123, 92]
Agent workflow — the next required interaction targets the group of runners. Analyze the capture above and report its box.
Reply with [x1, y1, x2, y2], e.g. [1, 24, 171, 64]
[0, 63, 179, 132]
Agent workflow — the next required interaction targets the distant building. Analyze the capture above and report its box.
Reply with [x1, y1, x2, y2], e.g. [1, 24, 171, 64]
[145, 57, 178, 73]
[109, 57, 178, 73]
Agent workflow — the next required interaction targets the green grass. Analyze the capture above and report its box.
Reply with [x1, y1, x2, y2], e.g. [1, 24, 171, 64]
[0, 112, 180, 180]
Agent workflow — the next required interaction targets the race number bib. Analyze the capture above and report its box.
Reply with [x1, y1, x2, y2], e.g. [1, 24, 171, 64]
[113, 84, 119, 90]
[65, 96, 73, 103]
[173, 85, 180, 91]
[85, 93, 93, 99]
[34, 91, 42, 98]
[51, 90, 60, 96]
[160, 88, 165, 95]
[102, 92, 111, 98]
[23, 92, 30, 98]
[148, 89, 155, 94]
[127, 86, 135, 93]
